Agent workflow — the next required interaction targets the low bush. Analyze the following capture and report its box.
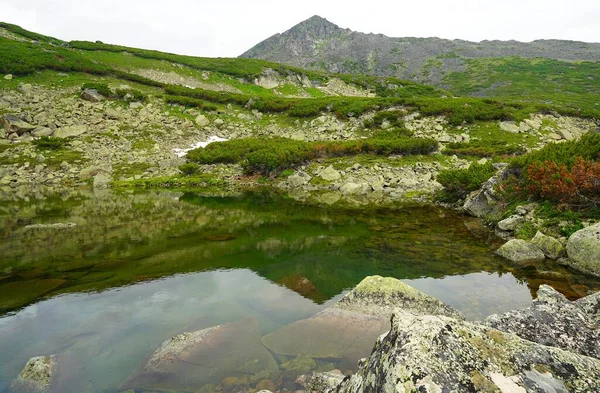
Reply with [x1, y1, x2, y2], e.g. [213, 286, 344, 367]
[187, 135, 437, 175]
[179, 163, 200, 175]
[33, 136, 66, 150]
[115, 88, 147, 102]
[82, 82, 112, 98]
[443, 140, 525, 157]
[435, 162, 497, 202]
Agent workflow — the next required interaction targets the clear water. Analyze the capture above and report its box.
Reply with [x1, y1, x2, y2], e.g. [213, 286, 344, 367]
[1, 188, 598, 392]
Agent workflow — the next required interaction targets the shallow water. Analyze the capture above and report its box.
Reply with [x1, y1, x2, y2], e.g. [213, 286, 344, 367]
[1, 188, 599, 392]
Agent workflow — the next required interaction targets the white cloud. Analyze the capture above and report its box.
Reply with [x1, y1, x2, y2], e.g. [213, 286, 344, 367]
[1, 0, 598, 57]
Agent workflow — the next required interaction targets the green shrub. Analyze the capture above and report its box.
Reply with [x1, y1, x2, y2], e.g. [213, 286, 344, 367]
[187, 135, 437, 175]
[115, 88, 147, 102]
[443, 140, 525, 157]
[436, 162, 497, 202]
[33, 136, 66, 150]
[179, 163, 200, 175]
[82, 82, 112, 98]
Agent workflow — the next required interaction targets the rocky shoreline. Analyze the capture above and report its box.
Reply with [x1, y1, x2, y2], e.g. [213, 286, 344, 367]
[11, 276, 600, 393]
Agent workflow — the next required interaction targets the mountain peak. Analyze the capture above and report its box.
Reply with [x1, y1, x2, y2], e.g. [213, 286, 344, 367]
[290, 15, 341, 36]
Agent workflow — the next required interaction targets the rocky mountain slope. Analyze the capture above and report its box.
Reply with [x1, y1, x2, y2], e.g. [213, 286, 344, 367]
[241, 16, 600, 102]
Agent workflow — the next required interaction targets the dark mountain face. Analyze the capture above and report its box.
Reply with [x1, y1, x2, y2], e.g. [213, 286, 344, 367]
[240, 15, 600, 87]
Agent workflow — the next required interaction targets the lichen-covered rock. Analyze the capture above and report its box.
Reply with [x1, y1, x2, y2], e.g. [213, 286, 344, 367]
[495, 239, 546, 263]
[566, 222, 600, 276]
[123, 318, 277, 391]
[2, 115, 36, 135]
[485, 285, 600, 360]
[531, 231, 565, 260]
[497, 214, 525, 231]
[318, 165, 341, 181]
[261, 276, 462, 371]
[327, 311, 600, 393]
[10, 355, 56, 393]
[463, 168, 506, 218]
[335, 275, 463, 320]
[54, 125, 88, 139]
[80, 89, 105, 103]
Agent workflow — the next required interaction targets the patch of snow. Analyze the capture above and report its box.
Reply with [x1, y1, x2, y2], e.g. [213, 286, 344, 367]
[173, 136, 228, 158]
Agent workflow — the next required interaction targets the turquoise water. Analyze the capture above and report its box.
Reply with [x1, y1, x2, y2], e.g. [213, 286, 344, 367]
[1, 189, 598, 392]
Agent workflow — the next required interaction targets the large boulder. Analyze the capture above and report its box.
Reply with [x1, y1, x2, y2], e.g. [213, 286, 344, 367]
[497, 214, 525, 231]
[566, 222, 600, 276]
[195, 114, 210, 127]
[485, 285, 600, 360]
[54, 125, 88, 139]
[335, 276, 463, 320]
[80, 89, 105, 103]
[327, 310, 600, 393]
[261, 276, 462, 373]
[2, 115, 36, 135]
[340, 182, 370, 196]
[318, 165, 342, 182]
[123, 318, 277, 392]
[531, 231, 565, 260]
[495, 239, 546, 263]
[463, 167, 506, 218]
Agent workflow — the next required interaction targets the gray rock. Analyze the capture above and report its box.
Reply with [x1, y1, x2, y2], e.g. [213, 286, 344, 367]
[287, 171, 312, 187]
[566, 222, 600, 276]
[195, 114, 210, 127]
[495, 239, 546, 263]
[531, 231, 565, 260]
[340, 182, 370, 196]
[54, 125, 87, 139]
[319, 165, 341, 181]
[104, 108, 120, 120]
[129, 102, 142, 109]
[261, 277, 462, 369]
[93, 173, 112, 189]
[4, 74, 13, 80]
[463, 168, 505, 218]
[2, 115, 36, 135]
[80, 89, 105, 103]
[485, 285, 600, 360]
[213, 118, 224, 127]
[335, 275, 463, 320]
[32, 127, 54, 137]
[327, 310, 600, 393]
[500, 121, 521, 133]
[497, 214, 525, 231]
[18, 84, 33, 94]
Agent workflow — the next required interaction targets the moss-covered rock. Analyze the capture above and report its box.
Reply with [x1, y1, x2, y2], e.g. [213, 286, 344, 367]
[566, 223, 600, 277]
[495, 239, 546, 263]
[531, 231, 565, 260]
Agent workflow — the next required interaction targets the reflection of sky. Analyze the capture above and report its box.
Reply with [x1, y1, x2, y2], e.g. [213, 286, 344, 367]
[0, 269, 336, 392]
[404, 272, 532, 320]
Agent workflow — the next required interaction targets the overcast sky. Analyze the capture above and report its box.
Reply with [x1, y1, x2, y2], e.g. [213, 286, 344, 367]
[2, 0, 599, 57]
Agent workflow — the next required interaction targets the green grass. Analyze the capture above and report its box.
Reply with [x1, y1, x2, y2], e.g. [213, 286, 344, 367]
[435, 162, 497, 202]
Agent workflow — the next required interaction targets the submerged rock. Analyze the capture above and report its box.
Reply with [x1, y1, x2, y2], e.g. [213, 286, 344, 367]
[327, 310, 600, 393]
[485, 285, 600, 360]
[495, 239, 546, 263]
[123, 318, 277, 391]
[566, 222, 600, 277]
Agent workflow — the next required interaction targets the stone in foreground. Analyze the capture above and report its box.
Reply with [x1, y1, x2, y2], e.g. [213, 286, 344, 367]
[485, 285, 600, 360]
[2, 115, 36, 135]
[327, 311, 600, 393]
[261, 276, 462, 372]
[566, 222, 600, 277]
[10, 356, 56, 393]
[123, 318, 277, 391]
[80, 89, 105, 103]
[495, 239, 545, 263]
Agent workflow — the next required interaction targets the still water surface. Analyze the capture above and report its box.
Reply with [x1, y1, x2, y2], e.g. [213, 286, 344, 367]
[1, 189, 598, 392]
